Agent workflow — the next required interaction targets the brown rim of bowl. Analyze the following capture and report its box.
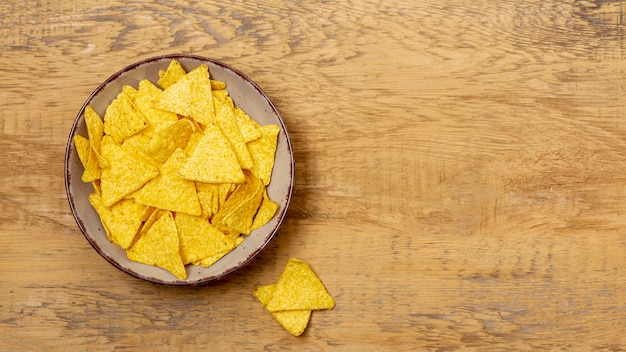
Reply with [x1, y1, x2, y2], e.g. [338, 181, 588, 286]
[64, 54, 294, 286]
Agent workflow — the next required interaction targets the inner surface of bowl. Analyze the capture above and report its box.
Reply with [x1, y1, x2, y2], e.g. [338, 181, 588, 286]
[65, 54, 294, 285]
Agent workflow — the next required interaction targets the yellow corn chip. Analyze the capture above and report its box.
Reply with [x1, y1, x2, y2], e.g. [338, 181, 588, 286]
[234, 107, 262, 143]
[214, 94, 253, 169]
[210, 79, 226, 90]
[155, 64, 214, 125]
[212, 89, 229, 102]
[253, 284, 311, 337]
[211, 171, 264, 236]
[100, 139, 159, 207]
[89, 192, 145, 249]
[135, 79, 179, 130]
[196, 235, 243, 267]
[195, 182, 219, 219]
[247, 124, 279, 186]
[266, 258, 335, 312]
[175, 212, 235, 265]
[158, 59, 186, 89]
[134, 148, 201, 216]
[127, 210, 187, 280]
[251, 189, 279, 231]
[74, 134, 101, 182]
[122, 85, 138, 101]
[84, 106, 108, 168]
[143, 119, 195, 165]
[103, 90, 147, 144]
[178, 124, 244, 184]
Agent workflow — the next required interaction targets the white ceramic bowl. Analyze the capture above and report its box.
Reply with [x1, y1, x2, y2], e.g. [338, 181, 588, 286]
[64, 54, 294, 285]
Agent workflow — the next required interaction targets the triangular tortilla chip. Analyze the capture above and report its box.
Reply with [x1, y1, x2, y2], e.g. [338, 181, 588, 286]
[247, 124, 279, 186]
[89, 192, 145, 249]
[195, 182, 219, 220]
[266, 258, 335, 312]
[74, 134, 101, 182]
[177, 124, 244, 184]
[234, 107, 262, 143]
[134, 149, 201, 216]
[175, 212, 235, 265]
[103, 90, 147, 144]
[251, 189, 278, 231]
[135, 79, 179, 130]
[158, 59, 186, 89]
[84, 106, 107, 168]
[142, 119, 195, 165]
[214, 95, 253, 169]
[211, 171, 264, 237]
[100, 139, 159, 207]
[155, 64, 214, 125]
[196, 235, 243, 267]
[126, 210, 187, 280]
[253, 284, 311, 336]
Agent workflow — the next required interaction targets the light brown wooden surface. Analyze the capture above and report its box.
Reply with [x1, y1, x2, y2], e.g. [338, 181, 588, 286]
[2, 0, 626, 350]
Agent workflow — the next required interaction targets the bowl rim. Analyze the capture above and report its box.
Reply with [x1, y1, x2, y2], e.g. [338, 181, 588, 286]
[64, 54, 294, 286]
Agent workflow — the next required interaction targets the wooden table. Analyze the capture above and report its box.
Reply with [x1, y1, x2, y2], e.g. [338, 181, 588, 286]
[2, 1, 626, 350]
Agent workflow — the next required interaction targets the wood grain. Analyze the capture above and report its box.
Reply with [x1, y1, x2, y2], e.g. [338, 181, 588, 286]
[1, 0, 626, 350]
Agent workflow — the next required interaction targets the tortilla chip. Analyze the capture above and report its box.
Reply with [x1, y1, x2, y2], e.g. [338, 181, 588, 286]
[74, 134, 101, 182]
[134, 149, 201, 216]
[177, 124, 244, 184]
[158, 59, 186, 89]
[265, 258, 335, 312]
[155, 64, 214, 125]
[214, 94, 253, 169]
[84, 106, 108, 168]
[211, 171, 264, 237]
[210, 79, 226, 90]
[196, 235, 243, 267]
[247, 124, 279, 186]
[195, 182, 219, 220]
[251, 189, 278, 231]
[127, 210, 187, 280]
[253, 284, 311, 337]
[175, 212, 235, 265]
[100, 139, 159, 207]
[103, 90, 147, 144]
[135, 79, 179, 130]
[143, 119, 195, 165]
[234, 107, 262, 143]
[89, 192, 145, 249]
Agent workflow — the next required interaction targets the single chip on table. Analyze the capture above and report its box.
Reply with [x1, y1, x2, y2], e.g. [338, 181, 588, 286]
[99, 137, 159, 207]
[103, 90, 147, 144]
[174, 212, 235, 265]
[253, 258, 334, 336]
[134, 148, 202, 216]
[247, 124, 280, 186]
[126, 210, 187, 280]
[253, 284, 312, 337]
[155, 64, 214, 126]
[73, 134, 101, 182]
[265, 258, 335, 312]
[177, 124, 245, 184]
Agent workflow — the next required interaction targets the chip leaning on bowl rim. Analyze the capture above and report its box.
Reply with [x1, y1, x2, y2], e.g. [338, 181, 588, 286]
[64, 54, 294, 286]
